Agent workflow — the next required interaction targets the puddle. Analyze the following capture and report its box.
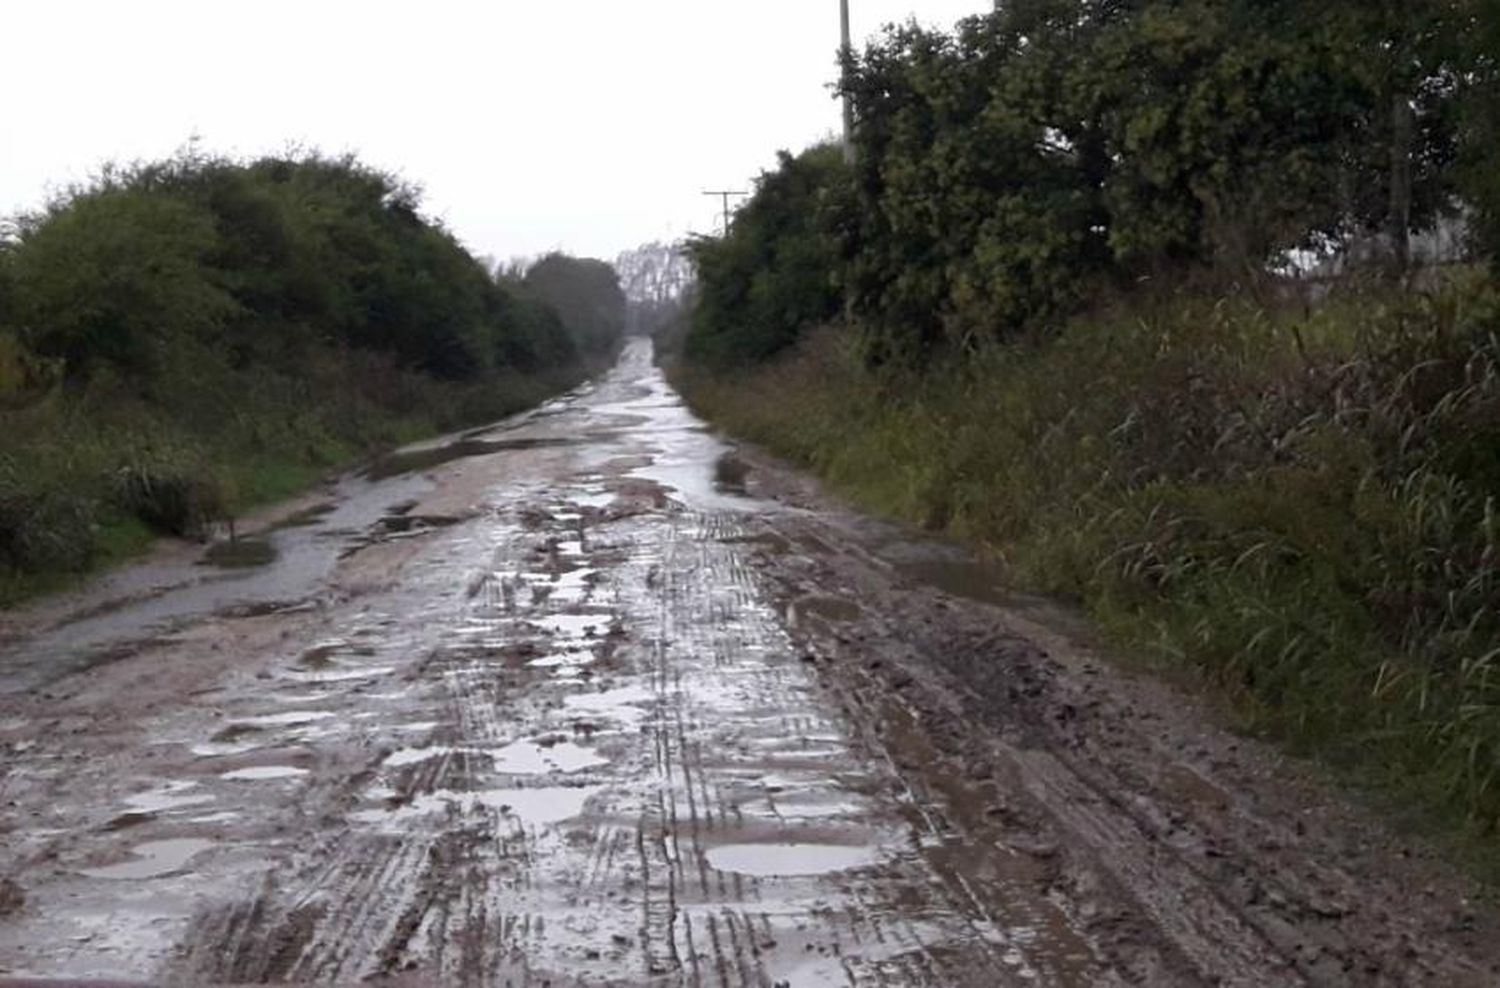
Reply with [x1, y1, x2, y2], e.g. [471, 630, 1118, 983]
[526, 568, 597, 606]
[564, 684, 655, 725]
[893, 557, 1016, 609]
[283, 665, 393, 684]
[202, 538, 277, 569]
[123, 783, 213, 814]
[385, 746, 464, 768]
[235, 711, 335, 727]
[188, 811, 240, 825]
[80, 839, 217, 880]
[491, 739, 608, 775]
[789, 595, 862, 625]
[569, 489, 616, 509]
[528, 651, 593, 669]
[705, 843, 880, 877]
[533, 613, 611, 639]
[353, 786, 600, 830]
[366, 436, 583, 480]
[220, 766, 309, 781]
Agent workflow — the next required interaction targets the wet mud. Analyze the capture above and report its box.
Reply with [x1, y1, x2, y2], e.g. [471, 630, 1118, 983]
[2, 340, 1500, 985]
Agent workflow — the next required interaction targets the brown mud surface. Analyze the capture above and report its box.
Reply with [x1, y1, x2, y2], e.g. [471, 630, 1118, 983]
[2, 340, 1499, 986]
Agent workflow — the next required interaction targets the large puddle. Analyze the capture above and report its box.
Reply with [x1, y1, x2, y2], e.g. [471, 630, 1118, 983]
[80, 839, 217, 881]
[705, 843, 881, 878]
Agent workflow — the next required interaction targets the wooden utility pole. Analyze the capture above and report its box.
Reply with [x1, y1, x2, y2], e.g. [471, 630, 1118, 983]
[840, 0, 855, 164]
[702, 190, 748, 234]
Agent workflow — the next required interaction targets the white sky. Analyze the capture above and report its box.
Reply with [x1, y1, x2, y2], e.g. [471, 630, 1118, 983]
[3, 1, 987, 263]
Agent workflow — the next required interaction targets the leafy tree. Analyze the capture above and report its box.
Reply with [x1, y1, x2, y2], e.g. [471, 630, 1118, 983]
[684, 145, 847, 368]
[523, 254, 627, 357]
[12, 185, 236, 376]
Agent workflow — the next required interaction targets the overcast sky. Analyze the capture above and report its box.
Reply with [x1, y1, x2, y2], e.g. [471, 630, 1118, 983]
[4, 1, 987, 264]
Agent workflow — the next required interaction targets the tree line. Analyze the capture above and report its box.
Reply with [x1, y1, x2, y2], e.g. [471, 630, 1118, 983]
[0, 150, 625, 595]
[686, 0, 1500, 366]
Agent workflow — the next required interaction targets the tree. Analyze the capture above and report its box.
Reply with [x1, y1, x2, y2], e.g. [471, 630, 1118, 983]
[523, 254, 627, 357]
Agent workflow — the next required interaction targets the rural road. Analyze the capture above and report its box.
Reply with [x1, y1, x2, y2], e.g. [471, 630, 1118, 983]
[2, 340, 1499, 986]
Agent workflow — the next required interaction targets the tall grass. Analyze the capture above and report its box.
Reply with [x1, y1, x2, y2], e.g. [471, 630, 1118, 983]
[0, 343, 582, 606]
[677, 273, 1500, 837]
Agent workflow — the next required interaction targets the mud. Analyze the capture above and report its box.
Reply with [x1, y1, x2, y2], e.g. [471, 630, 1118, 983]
[2, 340, 1500, 985]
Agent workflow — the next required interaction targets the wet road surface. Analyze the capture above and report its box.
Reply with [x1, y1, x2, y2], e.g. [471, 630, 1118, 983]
[3, 341, 1500, 986]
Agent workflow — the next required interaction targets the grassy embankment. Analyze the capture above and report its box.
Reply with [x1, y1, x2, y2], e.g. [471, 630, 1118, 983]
[677, 275, 1500, 847]
[670, 0, 1500, 849]
[0, 152, 620, 607]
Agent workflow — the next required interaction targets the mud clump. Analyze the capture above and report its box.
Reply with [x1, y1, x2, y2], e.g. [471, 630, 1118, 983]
[714, 452, 751, 494]
[0, 878, 24, 917]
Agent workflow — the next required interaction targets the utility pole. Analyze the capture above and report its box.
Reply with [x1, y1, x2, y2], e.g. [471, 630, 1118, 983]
[840, 0, 855, 164]
[702, 190, 748, 235]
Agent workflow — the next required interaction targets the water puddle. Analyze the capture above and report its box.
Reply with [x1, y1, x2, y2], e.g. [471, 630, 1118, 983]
[564, 684, 656, 726]
[220, 766, 309, 781]
[353, 786, 600, 830]
[569, 489, 616, 509]
[529, 651, 593, 669]
[533, 613, 611, 639]
[491, 739, 608, 775]
[384, 746, 465, 768]
[705, 843, 880, 877]
[80, 839, 217, 880]
[283, 664, 393, 684]
[202, 538, 278, 569]
[188, 811, 240, 825]
[235, 711, 335, 727]
[893, 557, 1016, 609]
[122, 783, 213, 814]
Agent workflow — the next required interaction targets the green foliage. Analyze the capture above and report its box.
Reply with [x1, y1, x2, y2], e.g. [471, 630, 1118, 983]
[685, 0, 1494, 368]
[683, 146, 847, 369]
[679, 274, 1500, 840]
[13, 186, 236, 375]
[0, 150, 591, 600]
[523, 253, 627, 359]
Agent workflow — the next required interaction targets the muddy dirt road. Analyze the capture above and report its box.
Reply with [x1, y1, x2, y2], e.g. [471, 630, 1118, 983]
[3, 340, 1499, 986]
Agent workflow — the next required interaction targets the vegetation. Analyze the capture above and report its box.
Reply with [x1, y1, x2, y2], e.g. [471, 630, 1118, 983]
[0, 150, 606, 603]
[675, 0, 1500, 843]
[523, 253, 628, 359]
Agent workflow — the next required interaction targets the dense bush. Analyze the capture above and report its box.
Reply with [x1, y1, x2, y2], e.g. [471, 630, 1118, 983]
[0, 151, 600, 600]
